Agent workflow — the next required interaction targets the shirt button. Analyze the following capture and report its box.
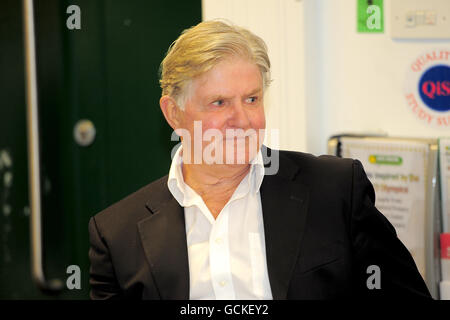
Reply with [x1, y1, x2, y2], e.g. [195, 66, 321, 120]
[219, 281, 227, 287]
[215, 238, 222, 245]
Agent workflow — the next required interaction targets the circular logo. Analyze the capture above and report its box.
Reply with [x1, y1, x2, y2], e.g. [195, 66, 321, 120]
[418, 65, 450, 112]
[404, 49, 450, 128]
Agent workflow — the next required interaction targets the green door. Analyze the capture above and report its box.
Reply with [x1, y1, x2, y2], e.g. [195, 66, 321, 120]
[0, 0, 201, 299]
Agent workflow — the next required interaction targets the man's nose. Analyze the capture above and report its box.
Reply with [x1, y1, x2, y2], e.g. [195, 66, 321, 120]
[227, 100, 251, 129]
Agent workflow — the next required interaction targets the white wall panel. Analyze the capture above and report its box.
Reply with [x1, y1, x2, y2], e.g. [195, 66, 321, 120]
[304, 0, 450, 156]
[202, 0, 307, 152]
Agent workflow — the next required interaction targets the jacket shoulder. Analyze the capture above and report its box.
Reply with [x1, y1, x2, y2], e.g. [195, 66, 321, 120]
[279, 149, 356, 178]
[91, 175, 169, 238]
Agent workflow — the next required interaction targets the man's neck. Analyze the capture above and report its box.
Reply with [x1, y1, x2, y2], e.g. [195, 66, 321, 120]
[182, 163, 251, 219]
[182, 163, 251, 196]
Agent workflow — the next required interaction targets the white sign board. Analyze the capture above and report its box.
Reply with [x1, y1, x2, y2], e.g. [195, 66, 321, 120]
[341, 138, 429, 277]
[439, 138, 450, 296]
[440, 138, 450, 233]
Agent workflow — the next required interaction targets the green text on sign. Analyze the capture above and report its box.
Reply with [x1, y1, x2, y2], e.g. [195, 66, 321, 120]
[369, 154, 403, 165]
[357, 0, 384, 33]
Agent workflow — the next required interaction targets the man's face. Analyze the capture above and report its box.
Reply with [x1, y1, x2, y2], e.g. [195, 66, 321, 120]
[176, 57, 266, 165]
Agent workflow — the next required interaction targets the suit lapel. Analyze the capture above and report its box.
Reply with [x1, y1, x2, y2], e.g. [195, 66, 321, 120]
[136, 148, 309, 300]
[138, 193, 190, 299]
[260, 151, 310, 299]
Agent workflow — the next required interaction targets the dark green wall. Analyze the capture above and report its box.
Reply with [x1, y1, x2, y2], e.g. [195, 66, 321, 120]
[0, 0, 201, 299]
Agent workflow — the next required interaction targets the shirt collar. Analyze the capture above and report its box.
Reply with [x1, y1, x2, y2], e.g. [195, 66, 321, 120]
[167, 145, 265, 208]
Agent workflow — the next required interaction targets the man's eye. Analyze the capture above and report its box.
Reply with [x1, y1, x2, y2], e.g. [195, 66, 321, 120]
[212, 100, 224, 107]
[245, 96, 258, 104]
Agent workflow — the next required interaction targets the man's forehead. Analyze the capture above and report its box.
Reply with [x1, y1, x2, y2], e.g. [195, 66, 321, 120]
[201, 86, 263, 99]
[192, 73, 263, 99]
[192, 57, 261, 83]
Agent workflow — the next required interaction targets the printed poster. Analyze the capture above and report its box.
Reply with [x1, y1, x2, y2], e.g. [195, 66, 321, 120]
[440, 138, 450, 233]
[341, 137, 428, 277]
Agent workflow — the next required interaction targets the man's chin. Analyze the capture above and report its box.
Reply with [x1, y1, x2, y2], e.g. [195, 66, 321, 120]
[182, 140, 262, 165]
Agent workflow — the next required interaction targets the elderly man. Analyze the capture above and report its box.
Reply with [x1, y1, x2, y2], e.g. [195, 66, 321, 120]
[88, 20, 431, 299]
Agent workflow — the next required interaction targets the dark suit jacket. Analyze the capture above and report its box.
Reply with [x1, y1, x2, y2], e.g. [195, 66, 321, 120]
[88, 148, 432, 299]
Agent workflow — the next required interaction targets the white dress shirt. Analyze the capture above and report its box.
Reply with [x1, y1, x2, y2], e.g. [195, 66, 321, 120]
[167, 146, 273, 300]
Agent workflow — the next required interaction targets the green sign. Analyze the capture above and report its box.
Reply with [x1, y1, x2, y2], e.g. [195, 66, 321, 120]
[357, 0, 384, 33]
[369, 154, 403, 166]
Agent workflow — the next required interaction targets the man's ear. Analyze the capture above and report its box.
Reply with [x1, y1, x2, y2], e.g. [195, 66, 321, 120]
[159, 95, 182, 130]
